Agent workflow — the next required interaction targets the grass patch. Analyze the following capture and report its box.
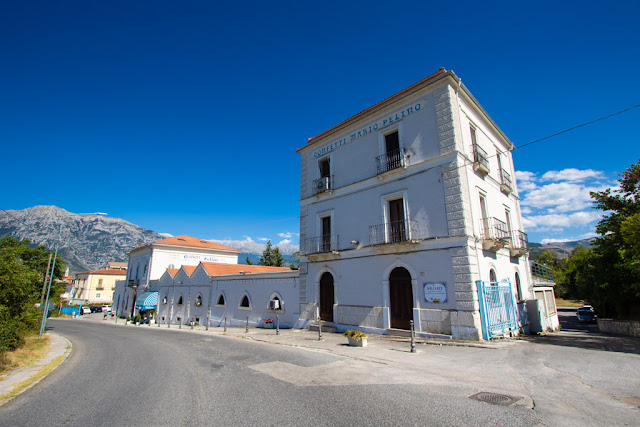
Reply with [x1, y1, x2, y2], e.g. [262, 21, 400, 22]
[0, 334, 50, 377]
[0, 355, 64, 404]
[555, 298, 586, 307]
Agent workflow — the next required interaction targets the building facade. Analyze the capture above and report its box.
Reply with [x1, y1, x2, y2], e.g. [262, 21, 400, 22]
[297, 68, 533, 340]
[113, 235, 240, 319]
[71, 268, 127, 304]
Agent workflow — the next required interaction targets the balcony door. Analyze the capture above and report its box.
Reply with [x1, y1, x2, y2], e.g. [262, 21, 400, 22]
[321, 216, 331, 252]
[319, 272, 334, 322]
[385, 131, 400, 170]
[389, 267, 413, 329]
[388, 198, 406, 243]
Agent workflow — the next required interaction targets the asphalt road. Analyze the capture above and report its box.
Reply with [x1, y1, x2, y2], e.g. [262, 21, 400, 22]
[0, 312, 638, 426]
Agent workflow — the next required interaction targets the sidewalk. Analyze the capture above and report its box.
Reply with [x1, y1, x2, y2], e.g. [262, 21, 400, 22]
[74, 313, 518, 365]
[0, 332, 72, 406]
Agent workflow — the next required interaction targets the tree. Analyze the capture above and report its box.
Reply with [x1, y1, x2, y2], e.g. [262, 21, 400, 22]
[271, 246, 284, 267]
[0, 237, 66, 357]
[584, 160, 640, 318]
[258, 241, 274, 266]
[245, 256, 253, 265]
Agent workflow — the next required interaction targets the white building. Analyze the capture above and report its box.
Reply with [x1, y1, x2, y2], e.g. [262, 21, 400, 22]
[113, 235, 240, 318]
[296, 68, 536, 340]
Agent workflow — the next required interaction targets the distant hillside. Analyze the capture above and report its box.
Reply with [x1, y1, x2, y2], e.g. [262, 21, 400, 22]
[0, 206, 164, 273]
[530, 238, 595, 259]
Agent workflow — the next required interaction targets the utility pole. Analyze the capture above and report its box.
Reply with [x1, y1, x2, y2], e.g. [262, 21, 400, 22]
[39, 253, 53, 306]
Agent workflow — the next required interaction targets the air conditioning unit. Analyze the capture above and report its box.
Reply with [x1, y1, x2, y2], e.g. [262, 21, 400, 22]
[269, 300, 280, 310]
[316, 178, 330, 192]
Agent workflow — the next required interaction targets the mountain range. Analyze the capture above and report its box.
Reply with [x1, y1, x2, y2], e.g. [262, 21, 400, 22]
[0, 206, 298, 273]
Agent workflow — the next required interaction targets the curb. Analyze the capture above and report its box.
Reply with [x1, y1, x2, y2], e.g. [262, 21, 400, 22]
[0, 333, 73, 407]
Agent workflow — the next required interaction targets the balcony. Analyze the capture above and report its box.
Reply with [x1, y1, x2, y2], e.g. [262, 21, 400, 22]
[531, 261, 554, 283]
[500, 169, 513, 195]
[479, 217, 510, 252]
[473, 144, 490, 176]
[509, 230, 529, 257]
[312, 175, 333, 196]
[376, 148, 405, 175]
[303, 234, 339, 255]
[128, 279, 139, 288]
[369, 219, 417, 246]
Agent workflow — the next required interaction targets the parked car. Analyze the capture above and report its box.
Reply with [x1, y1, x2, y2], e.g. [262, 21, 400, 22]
[577, 307, 597, 323]
[101, 305, 112, 313]
[81, 307, 91, 315]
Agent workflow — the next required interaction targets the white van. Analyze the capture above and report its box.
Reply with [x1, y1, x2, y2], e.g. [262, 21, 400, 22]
[102, 305, 112, 313]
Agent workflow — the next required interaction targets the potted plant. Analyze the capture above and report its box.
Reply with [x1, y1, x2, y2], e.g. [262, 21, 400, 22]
[264, 318, 274, 328]
[343, 330, 368, 347]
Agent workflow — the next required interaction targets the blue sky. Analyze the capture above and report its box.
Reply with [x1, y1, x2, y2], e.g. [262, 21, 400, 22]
[1, 0, 639, 248]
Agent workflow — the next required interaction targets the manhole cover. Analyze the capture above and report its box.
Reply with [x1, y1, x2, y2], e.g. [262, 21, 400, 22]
[469, 392, 521, 406]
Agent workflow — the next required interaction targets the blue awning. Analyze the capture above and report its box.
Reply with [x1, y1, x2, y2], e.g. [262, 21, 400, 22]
[135, 292, 158, 310]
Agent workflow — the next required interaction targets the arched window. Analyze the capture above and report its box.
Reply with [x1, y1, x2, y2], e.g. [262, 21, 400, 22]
[240, 295, 250, 308]
[489, 269, 497, 283]
[269, 294, 282, 310]
[216, 293, 226, 306]
[177, 294, 183, 305]
[515, 272, 523, 301]
[195, 294, 203, 306]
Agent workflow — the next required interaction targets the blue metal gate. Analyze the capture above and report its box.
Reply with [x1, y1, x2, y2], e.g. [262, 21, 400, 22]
[476, 280, 518, 340]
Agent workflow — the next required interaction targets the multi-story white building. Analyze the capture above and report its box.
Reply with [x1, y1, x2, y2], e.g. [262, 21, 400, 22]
[114, 235, 240, 318]
[297, 68, 534, 340]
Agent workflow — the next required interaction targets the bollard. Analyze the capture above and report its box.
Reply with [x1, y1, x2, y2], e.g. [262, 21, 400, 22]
[115, 316, 117, 324]
[245, 316, 249, 333]
[276, 314, 280, 336]
[191, 320, 194, 330]
[168, 319, 170, 328]
[410, 320, 416, 353]
[224, 316, 227, 332]
[158, 318, 160, 327]
[148, 318, 151, 326]
[318, 317, 322, 340]
[179, 319, 182, 329]
[206, 315, 209, 331]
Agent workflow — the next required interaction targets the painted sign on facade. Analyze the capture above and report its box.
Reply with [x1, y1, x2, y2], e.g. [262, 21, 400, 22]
[424, 282, 447, 303]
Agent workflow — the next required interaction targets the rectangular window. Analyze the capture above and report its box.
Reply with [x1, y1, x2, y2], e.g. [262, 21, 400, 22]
[479, 194, 489, 236]
[96, 292, 101, 298]
[470, 125, 477, 146]
[319, 158, 330, 178]
[321, 216, 332, 252]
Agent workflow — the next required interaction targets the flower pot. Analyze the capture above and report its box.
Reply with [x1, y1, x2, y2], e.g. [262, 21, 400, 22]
[264, 323, 273, 328]
[347, 336, 367, 347]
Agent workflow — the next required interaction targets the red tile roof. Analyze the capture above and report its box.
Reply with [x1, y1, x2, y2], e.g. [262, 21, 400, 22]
[152, 235, 239, 253]
[76, 268, 128, 276]
[200, 262, 291, 276]
[166, 268, 179, 278]
[182, 265, 197, 276]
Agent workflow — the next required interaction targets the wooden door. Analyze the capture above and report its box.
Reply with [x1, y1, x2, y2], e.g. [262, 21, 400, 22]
[319, 272, 334, 322]
[322, 216, 331, 252]
[388, 198, 406, 243]
[389, 267, 413, 329]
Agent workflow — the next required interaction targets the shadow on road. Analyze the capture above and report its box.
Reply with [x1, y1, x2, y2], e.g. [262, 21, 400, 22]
[529, 307, 640, 355]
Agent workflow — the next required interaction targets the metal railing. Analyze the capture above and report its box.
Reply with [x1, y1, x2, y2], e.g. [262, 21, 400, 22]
[376, 148, 405, 175]
[511, 230, 528, 250]
[312, 175, 333, 196]
[369, 219, 416, 245]
[500, 169, 513, 193]
[302, 234, 339, 255]
[128, 279, 138, 287]
[473, 144, 489, 172]
[479, 217, 510, 241]
[531, 261, 554, 281]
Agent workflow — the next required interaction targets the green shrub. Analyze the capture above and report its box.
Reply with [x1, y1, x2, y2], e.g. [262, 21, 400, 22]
[343, 330, 368, 341]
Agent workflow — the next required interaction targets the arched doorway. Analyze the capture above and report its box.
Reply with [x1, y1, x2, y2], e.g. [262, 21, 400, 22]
[389, 267, 413, 329]
[319, 272, 334, 322]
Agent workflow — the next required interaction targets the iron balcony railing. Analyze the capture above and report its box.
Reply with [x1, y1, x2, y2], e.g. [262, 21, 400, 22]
[312, 175, 333, 196]
[376, 148, 405, 175]
[500, 168, 513, 193]
[473, 144, 490, 172]
[369, 219, 416, 245]
[531, 261, 554, 281]
[479, 217, 510, 241]
[511, 230, 529, 250]
[302, 234, 339, 255]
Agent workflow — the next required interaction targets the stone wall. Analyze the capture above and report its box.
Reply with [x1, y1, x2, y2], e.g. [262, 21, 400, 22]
[598, 319, 640, 338]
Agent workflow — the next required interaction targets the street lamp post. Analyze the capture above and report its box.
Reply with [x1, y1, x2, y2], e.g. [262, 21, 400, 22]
[39, 212, 107, 339]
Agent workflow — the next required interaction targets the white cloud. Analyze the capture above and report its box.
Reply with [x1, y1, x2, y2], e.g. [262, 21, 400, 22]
[520, 206, 533, 215]
[524, 211, 602, 230]
[541, 168, 604, 182]
[278, 232, 292, 238]
[521, 182, 608, 213]
[278, 239, 292, 245]
[540, 232, 597, 245]
[515, 171, 537, 192]
[257, 237, 269, 242]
